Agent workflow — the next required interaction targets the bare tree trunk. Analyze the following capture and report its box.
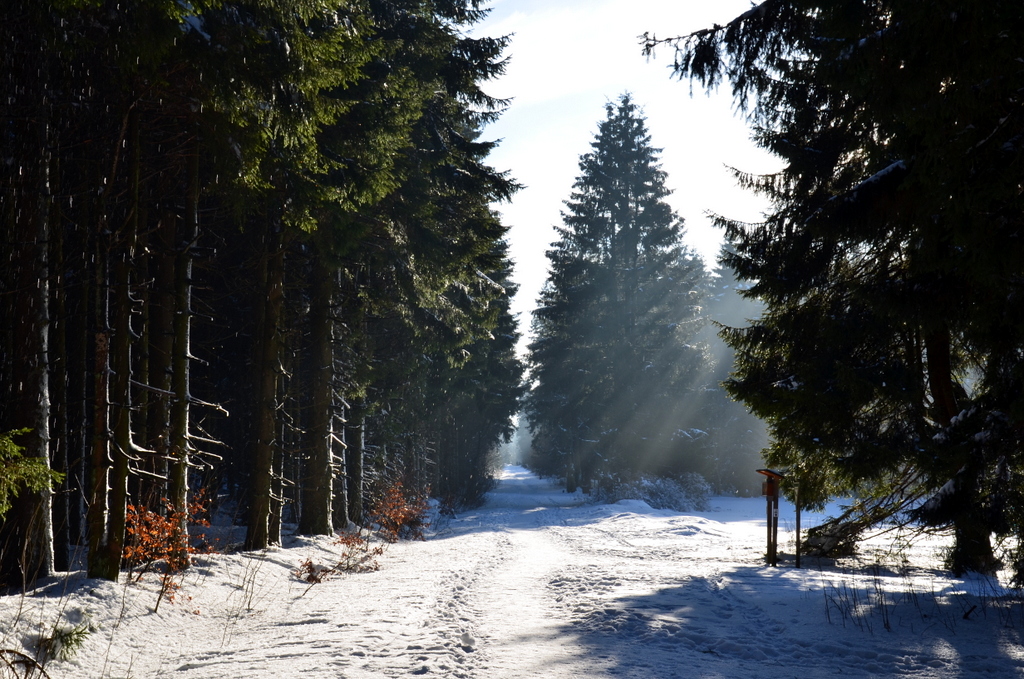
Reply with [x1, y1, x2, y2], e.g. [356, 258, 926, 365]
[87, 194, 116, 580]
[132, 203, 150, 506]
[565, 426, 579, 494]
[332, 405, 349, 530]
[103, 239, 132, 579]
[269, 369, 287, 545]
[145, 209, 176, 508]
[345, 402, 365, 526]
[299, 255, 334, 535]
[0, 118, 54, 587]
[65, 217, 89, 552]
[925, 326, 996, 573]
[925, 328, 959, 426]
[50, 159, 70, 572]
[168, 136, 199, 558]
[245, 219, 284, 550]
[102, 109, 143, 579]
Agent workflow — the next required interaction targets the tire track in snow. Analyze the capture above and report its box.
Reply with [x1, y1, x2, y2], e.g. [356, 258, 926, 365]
[468, 521, 598, 678]
[171, 533, 507, 678]
[324, 531, 506, 679]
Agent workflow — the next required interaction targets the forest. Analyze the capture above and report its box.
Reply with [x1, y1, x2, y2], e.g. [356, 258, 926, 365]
[3, 0, 1022, 599]
[0, 0, 526, 588]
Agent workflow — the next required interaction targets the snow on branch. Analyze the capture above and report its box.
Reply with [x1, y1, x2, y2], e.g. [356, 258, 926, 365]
[807, 159, 907, 223]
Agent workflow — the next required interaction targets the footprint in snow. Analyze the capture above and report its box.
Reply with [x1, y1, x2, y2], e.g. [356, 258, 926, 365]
[459, 632, 476, 651]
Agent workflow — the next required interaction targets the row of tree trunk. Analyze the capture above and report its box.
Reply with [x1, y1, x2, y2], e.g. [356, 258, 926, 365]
[1, 0, 524, 589]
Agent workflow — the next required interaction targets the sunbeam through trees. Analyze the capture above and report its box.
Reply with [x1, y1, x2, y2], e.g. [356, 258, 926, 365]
[526, 94, 721, 494]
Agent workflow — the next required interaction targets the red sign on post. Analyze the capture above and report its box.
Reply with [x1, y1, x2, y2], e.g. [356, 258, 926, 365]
[756, 469, 785, 567]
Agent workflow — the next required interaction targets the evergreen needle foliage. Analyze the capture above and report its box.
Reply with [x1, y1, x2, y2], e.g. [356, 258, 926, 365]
[0, 431, 62, 521]
[0, 0, 522, 585]
[527, 95, 712, 492]
[648, 1, 1024, 576]
[37, 621, 92, 663]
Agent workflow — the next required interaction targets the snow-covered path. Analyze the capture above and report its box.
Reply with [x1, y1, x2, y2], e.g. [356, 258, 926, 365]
[5, 465, 1024, 678]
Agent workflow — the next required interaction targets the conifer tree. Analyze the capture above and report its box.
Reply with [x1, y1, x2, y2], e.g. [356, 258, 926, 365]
[0, 0, 522, 580]
[528, 95, 710, 492]
[647, 1, 1024, 573]
[326, 0, 518, 518]
[0, 1, 55, 585]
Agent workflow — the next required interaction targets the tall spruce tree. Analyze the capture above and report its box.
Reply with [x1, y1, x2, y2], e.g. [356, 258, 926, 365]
[328, 0, 517, 520]
[527, 95, 710, 492]
[646, 1, 1024, 574]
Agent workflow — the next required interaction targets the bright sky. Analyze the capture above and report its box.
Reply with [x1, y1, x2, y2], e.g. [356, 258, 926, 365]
[471, 0, 780, 349]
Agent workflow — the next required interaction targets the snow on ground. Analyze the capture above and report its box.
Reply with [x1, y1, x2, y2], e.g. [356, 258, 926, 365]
[4, 465, 1024, 678]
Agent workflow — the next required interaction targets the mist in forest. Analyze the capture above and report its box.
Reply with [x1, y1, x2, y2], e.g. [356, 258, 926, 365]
[521, 246, 770, 496]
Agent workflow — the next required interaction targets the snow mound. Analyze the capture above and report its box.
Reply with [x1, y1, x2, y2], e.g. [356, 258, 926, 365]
[613, 498, 655, 511]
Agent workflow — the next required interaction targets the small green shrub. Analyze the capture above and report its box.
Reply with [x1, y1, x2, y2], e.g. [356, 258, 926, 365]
[37, 620, 92, 662]
[0, 429, 63, 520]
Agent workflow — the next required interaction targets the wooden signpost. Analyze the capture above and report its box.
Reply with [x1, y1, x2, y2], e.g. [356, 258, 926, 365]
[756, 469, 785, 567]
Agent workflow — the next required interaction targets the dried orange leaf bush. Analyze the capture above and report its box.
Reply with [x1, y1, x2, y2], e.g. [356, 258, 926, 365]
[294, 477, 430, 591]
[369, 478, 431, 542]
[123, 491, 213, 611]
[294, 530, 384, 592]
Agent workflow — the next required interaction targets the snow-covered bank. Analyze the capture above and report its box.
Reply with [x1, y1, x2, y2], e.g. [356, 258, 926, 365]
[3, 466, 1023, 678]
